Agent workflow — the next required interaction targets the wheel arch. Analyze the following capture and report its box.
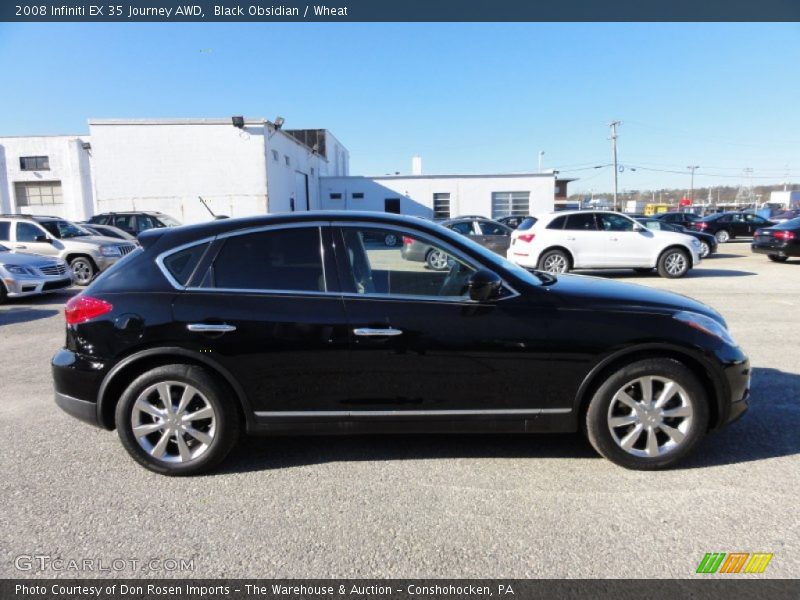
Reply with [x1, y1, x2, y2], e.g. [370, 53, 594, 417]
[575, 344, 726, 432]
[65, 253, 99, 269]
[96, 347, 253, 432]
[657, 244, 694, 269]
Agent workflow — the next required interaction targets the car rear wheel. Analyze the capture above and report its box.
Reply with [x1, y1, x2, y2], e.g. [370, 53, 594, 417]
[585, 358, 709, 470]
[384, 233, 399, 247]
[538, 249, 571, 274]
[714, 230, 730, 243]
[657, 248, 690, 278]
[116, 365, 240, 475]
[426, 249, 450, 271]
[69, 256, 96, 286]
[768, 254, 788, 263]
[698, 241, 711, 258]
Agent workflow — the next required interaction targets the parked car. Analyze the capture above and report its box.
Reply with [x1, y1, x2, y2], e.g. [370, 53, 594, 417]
[751, 217, 800, 263]
[52, 211, 749, 475]
[508, 211, 702, 278]
[81, 223, 139, 243]
[402, 216, 512, 270]
[653, 211, 702, 228]
[0, 243, 73, 303]
[0, 215, 138, 285]
[635, 218, 717, 258]
[771, 209, 800, 223]
[87, 211, 181, 236]
[497, 215, 535, 229]
[689, 211, 776, 243]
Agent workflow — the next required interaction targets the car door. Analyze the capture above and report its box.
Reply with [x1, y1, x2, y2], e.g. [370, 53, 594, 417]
[332, 223, 558, 415]
[596, 212, 653, 267]
[169, 224, 352, 414]
[728, 214, 748, 237]
[745, 214, 770, 236]
[13, 221, 60, 257]
[561, 212, 607, 267]
[475, 219, 512, 255]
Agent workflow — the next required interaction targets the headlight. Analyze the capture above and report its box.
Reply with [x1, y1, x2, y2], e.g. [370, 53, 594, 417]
[2, 265, 33, 276]
[673, 311, 737, 346]
[691, 238, 701, 247]
[100, 246, 122, 257]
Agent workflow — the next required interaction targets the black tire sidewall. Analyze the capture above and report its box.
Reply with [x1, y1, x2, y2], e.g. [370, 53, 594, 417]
[115, 364, 240, 476]
[586, 358, 710, 470]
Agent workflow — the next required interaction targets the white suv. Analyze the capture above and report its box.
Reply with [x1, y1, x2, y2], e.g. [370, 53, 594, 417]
[508, 211, 701, 278]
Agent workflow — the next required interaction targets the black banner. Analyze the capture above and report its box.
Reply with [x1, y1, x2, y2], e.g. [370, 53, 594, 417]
[3, 0, 800, 22]
[2, 580, 800, 600]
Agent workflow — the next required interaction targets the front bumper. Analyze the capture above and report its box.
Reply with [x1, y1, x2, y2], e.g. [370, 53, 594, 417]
[2, 275, 72, 298]
[716, 354, 750, 429]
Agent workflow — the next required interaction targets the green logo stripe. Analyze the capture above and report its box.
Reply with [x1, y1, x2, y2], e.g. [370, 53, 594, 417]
[697, 552, 726, 573]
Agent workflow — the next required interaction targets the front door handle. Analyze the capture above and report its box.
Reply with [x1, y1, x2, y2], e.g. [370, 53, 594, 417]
[15, 245, 27, 249]
[187, 323, 237, 333]
[353, 328, 403, 337]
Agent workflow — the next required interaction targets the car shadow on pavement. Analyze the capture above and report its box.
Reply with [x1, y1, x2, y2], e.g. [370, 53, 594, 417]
[0, 307, 60, 326]
[576, 268, 756, 279]
[218, 367, 798, 474]
[685, 268, 756, 278]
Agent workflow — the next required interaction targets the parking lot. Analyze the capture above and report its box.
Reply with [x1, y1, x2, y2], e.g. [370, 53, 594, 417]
[0, 241, 798, 579]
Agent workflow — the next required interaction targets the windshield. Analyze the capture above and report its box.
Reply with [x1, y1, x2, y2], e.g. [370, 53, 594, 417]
[41, 220, 91, 239]
[159, 215, 181, 227]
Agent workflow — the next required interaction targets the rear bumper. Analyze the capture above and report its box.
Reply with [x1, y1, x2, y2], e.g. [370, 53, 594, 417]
[52, 348, 106, 429]
[751, 243, 800, 257]
[55, 391, 99, 426]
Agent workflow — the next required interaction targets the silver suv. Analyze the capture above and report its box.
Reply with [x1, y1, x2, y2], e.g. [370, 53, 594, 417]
[0, 215, 137, 285]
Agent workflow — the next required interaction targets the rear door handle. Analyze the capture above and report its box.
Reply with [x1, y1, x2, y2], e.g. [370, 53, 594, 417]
[187, 323, 237, 333]
[353, 328, 403, 337]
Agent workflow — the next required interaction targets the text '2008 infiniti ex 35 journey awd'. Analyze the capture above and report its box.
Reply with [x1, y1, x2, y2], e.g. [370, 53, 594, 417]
[52, 212, 750, 475]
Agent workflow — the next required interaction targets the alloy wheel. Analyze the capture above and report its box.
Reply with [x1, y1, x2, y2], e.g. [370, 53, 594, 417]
[70, 259, 94, 285]
[699, 241, 710, 258]
[131, 381, 217, 464]
[607, 376, 694, 458]
[664, 252, 687, 276]
[384, 233, 398, 247]
[427, 250, 449, 270]
[543, 254, 568, 273]
[715, 230, 730, 243]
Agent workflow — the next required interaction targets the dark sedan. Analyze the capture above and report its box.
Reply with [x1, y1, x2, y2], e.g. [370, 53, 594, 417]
[654, 211, 702, 228]
[53, 211, 749, 475]
[690, 211, 776, 243]
[751, 217, 800, 262]
[636, 218, 718, 258]
[402, 216, 512, 270]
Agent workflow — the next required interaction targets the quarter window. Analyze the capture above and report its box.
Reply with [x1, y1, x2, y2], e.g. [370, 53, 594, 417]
[340, 227, 476, 298]
[547, 216, 567, 230]
[163, 243, 209, 286]
[211, 227, 324, 292]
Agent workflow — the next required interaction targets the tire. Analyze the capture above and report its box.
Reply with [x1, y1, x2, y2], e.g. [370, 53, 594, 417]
[69, 256, 96, 286]
[538, 249, 571, 274]
[657, 247, 690, 278]
[767, 254, 788, 263]
[425, 248, 450, 271]
[384, 233, 399, 247]
[115, 364, 240, 476]
[714, 229, 730, 243]
[698, 241, 711, 258]
[585, 358, 709, 470]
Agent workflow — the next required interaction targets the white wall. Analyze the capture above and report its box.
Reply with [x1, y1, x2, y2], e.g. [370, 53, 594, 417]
[319, 174, 556, 217]
[0, 135, 93, 220]
[89, 119, 271, 224]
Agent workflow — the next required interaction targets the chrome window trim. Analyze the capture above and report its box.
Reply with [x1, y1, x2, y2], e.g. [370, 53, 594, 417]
[254, 408, 572, 418]
[155, 235, 217, 290]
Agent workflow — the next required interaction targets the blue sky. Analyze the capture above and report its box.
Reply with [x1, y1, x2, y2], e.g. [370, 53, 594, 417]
[1, 22, 798, 193]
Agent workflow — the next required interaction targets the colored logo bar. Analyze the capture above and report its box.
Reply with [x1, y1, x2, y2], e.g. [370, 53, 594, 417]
[697, 553, 773, 574]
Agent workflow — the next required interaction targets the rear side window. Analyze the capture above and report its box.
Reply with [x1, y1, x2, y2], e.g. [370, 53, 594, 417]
[163, 243, 209, 286]
[0, 222, 9, 241]
[211, 227, 324, 292]
[547, 216, 567, 229]
[564, 213, 598, 230]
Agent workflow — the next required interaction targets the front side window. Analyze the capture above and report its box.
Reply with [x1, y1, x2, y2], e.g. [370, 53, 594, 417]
[16, 222, 46, 242]
[211, 227, 324, 292]
[40, 220, 90, 239]
[597, 213, 634, 232]
[341, 227, 476, 299]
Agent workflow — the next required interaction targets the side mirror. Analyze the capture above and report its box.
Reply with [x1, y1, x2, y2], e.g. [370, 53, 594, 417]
[34, 234, 51, 243]
[468, 269, 503, 302]
[633, 224, 646, 232]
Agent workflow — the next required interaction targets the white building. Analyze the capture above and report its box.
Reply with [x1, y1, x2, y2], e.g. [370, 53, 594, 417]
[319, 173, 556, 220]
[89, 118, 349, 223]
[0, 135, 94, 220]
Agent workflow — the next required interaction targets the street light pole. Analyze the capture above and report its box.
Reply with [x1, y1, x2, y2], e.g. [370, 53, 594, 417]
[538, 150, 545, 172]
[687, 165, 699, 207]
[609, 121, 621, 211]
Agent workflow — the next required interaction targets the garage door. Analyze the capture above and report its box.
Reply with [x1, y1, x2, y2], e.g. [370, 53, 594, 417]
[14, 181, 63, 207]
[491, 191, 529, 218]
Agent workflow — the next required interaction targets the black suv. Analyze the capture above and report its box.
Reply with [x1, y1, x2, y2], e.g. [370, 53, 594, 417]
[88, 211, 181, 236]
[53, 211, 749, 475]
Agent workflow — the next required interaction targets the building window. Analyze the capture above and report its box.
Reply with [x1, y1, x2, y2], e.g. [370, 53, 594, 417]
[433, 193, 451, 219]
[329, 193, 343, 200]
[384, 198, 401, 214]
[271, 150, 279, 162]
[19, 156, 50, 171]
[491, 191, 530, 218]
[15, 181, 63, 206]
[352, 192, 364, 199]
[284, 155, 291, 166]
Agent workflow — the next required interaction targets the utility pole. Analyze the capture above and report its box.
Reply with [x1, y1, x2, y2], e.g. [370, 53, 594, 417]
[609, 121, 621, 211]
[538, 150, 545, 172]
[687, 165, 699, 206]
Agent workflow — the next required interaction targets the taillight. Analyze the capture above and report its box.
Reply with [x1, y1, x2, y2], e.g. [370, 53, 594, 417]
[65, 295, 113, 325]
[774, 230, 796, 241]
[402, 236, 413, 245]
[695, 222, 708, 230]
[517, 233, 536, 243]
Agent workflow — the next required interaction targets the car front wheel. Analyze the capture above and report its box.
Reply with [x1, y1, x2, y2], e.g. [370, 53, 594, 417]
[426, 249, 450, 271]
[657, 248, 690, 278]
[698, 241, 711, 258]
[70, 256, 96, 286]
[585, 358, 709, 470]
[714, 230, 730, 243]
[538, 249, 571, 274]
[115, 364, 240, 475]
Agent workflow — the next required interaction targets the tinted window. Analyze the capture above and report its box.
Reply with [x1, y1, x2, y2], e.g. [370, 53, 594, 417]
[597, 213, 634, 232]
[547, 216, 567, 230]
[565, 213, 598, 231]
[212, 227, 324, 292]
[449, 222, 475, 235]
[114, 215, 137, 231]
[478, 221, 510, 236]
[0, 222, 9, 241]
[517, 217, 538, 231]
[16, 222, 45, 242]
[163, 243, 209, 286]
[342, 227, 475, 298]
[138, 215, 158, 231]
[640, 220, 663, 231]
